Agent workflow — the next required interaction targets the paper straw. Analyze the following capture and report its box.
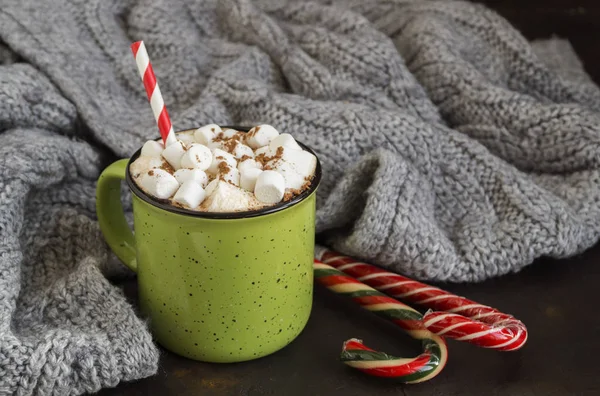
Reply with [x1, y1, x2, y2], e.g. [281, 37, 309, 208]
[131, 41, 177, 147]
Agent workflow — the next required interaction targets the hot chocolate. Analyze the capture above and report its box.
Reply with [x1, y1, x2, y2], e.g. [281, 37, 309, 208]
[129, 125, 317, 212]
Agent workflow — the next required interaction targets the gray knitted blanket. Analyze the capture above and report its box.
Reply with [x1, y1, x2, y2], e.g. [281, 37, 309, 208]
[2, 0, 600, 394]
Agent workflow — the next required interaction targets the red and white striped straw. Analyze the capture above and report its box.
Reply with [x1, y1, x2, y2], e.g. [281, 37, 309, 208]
[131, 41, 177, 147]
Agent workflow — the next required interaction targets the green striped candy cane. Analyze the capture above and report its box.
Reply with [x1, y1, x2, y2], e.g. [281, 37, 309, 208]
[314, 260, 448, 383]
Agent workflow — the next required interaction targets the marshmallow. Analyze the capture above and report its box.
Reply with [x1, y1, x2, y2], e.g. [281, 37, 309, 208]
[230, 142, 254, 160]
[207, 140, 225, 150]
[180, 144, 212, 171]
[161, 140, 186, 170]
[130, 156, 164, 178]
[267, 148, 317, 190]
[202, 180, 251, 213]
[238, 158, 263, 173]
[133, 128, 316, 213]
[194, 124, 220, 145]
[240, 168, 263, 192]
[177, 133, 196, 147]
[219, 166, 240, 186]
[207, 148, 237, 174]
[173, 168, 209, 187]
[254, 145, 272, 158]
[269, 133, 302, 151]
[205, 178, 219, 196]
[141, 140, 164, 157]
[173, 181, 206, 209]
[139, 169, 179, 199]
[220, 128, 238, 139]
[254, 170, 285, 204]
[245, 124, 279, 149]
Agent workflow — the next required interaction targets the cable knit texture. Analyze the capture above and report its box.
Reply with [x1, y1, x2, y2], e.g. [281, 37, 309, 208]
[1, 0, 600, 394]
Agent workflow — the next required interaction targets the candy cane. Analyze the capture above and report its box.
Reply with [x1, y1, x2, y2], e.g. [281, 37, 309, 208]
[319, 250, 527, 351]
[314, 260, 448, 383]
[130, 41, 177, 147]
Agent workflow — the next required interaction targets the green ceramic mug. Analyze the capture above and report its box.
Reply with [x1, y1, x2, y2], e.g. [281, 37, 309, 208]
[96, 127, 321, 363]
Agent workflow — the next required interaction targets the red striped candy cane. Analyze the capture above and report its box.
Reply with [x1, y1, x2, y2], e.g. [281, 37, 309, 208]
[319, 249, 527, 351]
[314, 260, 448, 383]
[131, 41, 177, 147]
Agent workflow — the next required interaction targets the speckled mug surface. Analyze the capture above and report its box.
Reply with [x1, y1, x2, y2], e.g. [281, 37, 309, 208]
[96, 127, 321, 363]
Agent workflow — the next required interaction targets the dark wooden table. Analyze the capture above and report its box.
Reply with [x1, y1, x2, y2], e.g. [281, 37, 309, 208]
[100, 244, 600, 396]
[98, 2, 600, 395]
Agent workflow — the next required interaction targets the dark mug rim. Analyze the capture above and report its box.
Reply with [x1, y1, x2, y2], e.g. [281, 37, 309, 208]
[125, 126, 322, 219]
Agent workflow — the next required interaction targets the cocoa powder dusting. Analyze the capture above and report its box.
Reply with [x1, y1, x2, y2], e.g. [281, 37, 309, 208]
[231, 133, 244, 142]
[223, 139, 239, 154]
[255, 153, 268, 166]
[301, 179, 312, 191]
[255, 146, 284, 167]
[217, 161, 238, 186]
[217, 161, 231, 174]
[159, 160, 175, 174]
[283, 191, 295, 201]
[214, 129, 241, 143]
[239, 154, 252, 162]
[246, 128, 257, 139]
[283, 178, 313, 202]
[148, 170, 155, 176]
[275, 146, 284, 159]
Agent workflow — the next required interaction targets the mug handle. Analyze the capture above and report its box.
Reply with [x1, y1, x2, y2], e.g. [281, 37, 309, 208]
[96, 159, 137, 272]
